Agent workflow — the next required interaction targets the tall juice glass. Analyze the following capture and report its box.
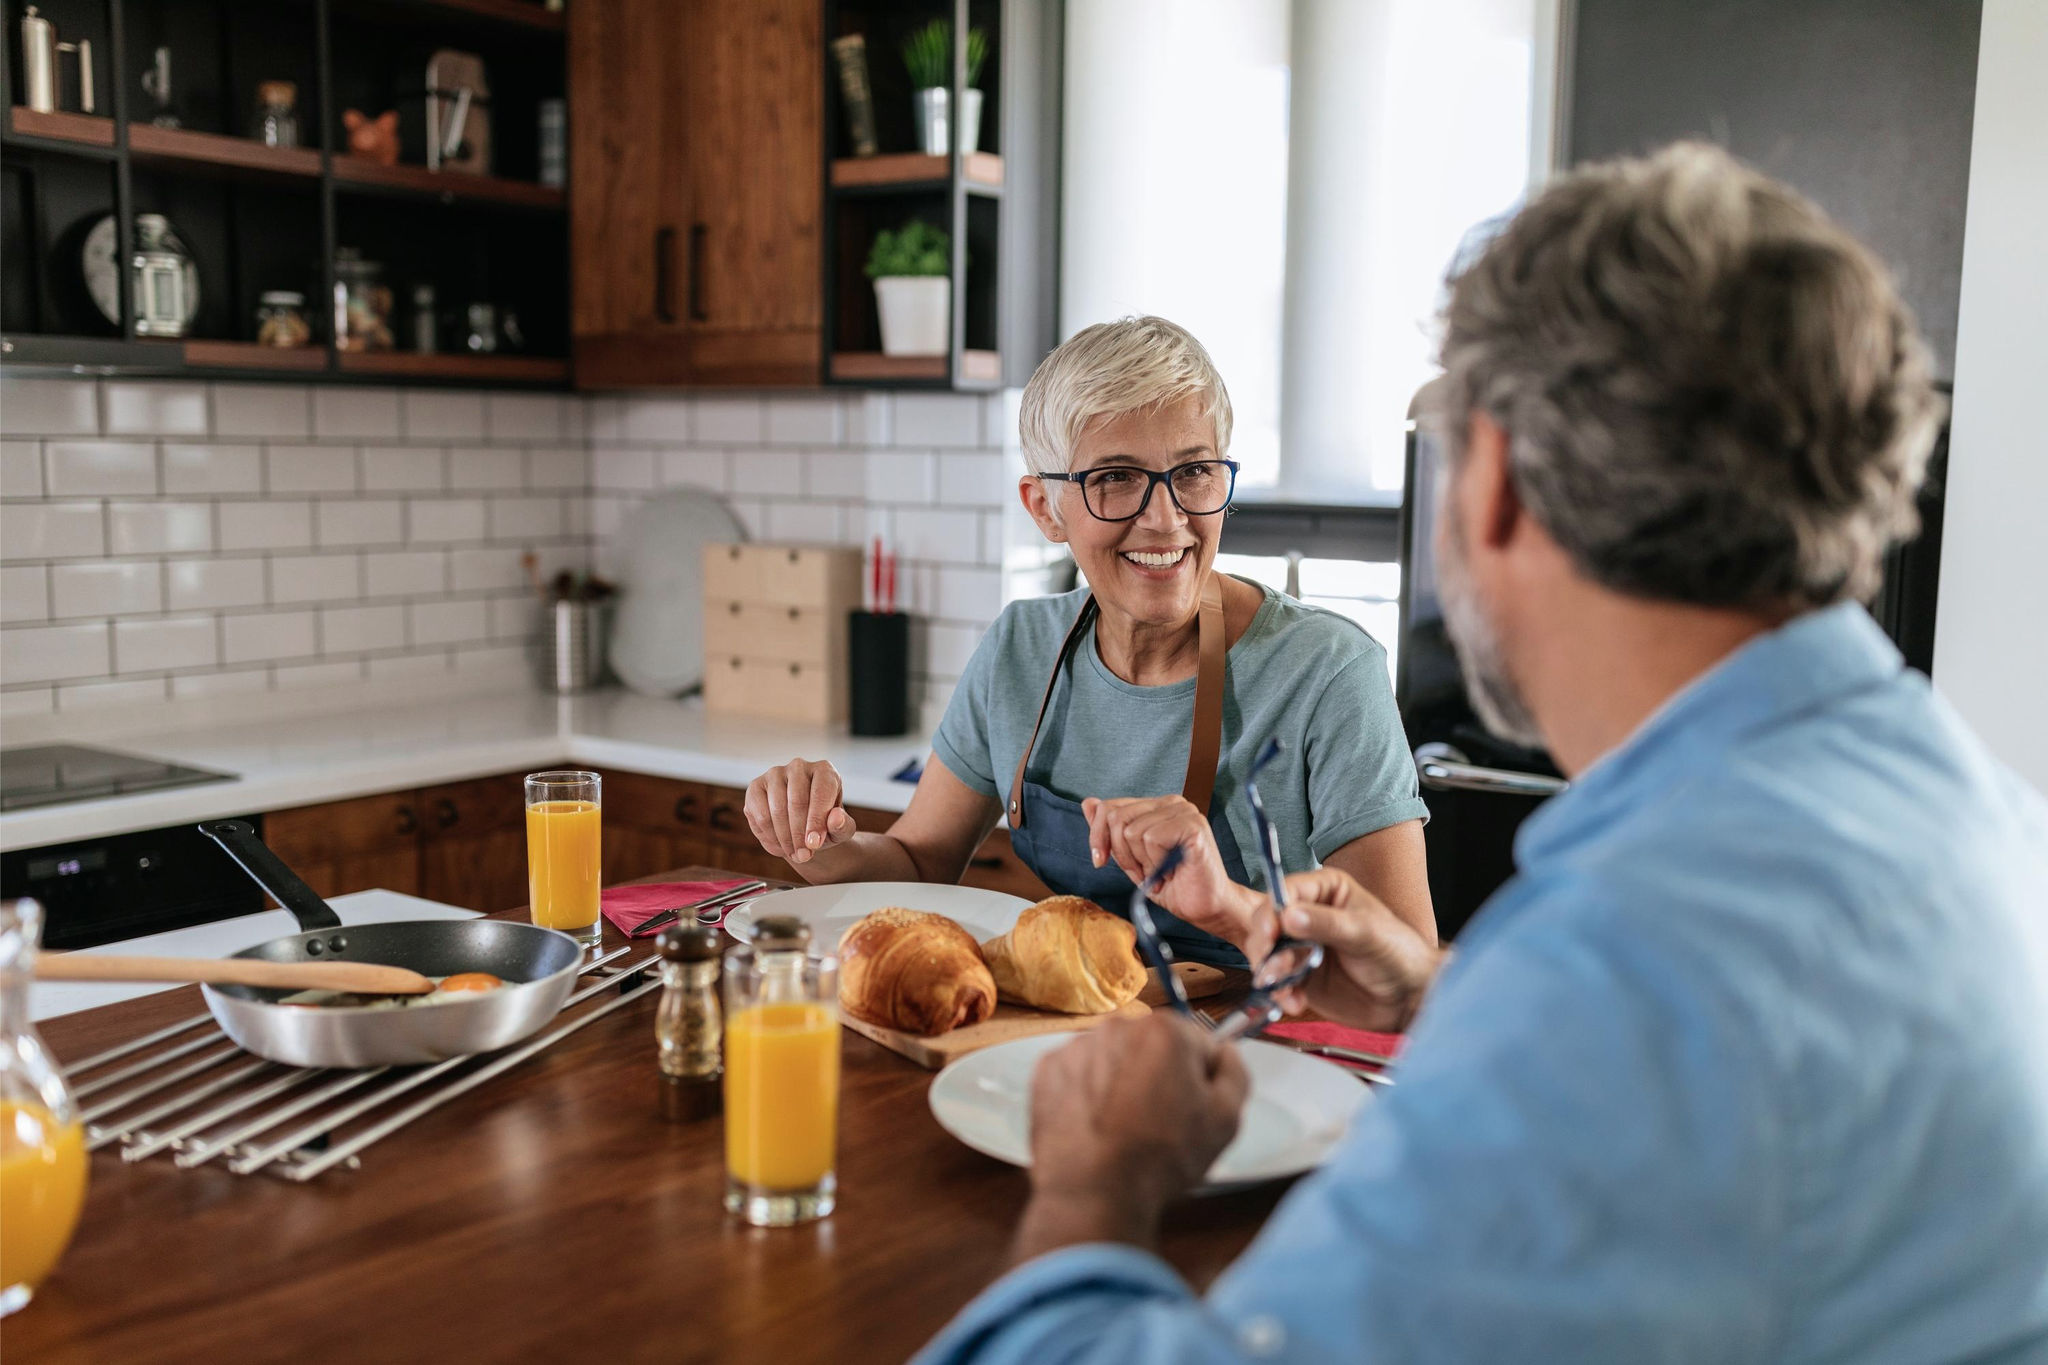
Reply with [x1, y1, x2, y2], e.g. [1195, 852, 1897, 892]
[723, 941, 840, 1226]
[524, 771, 602, 948]
[0, 899, 89, 1316]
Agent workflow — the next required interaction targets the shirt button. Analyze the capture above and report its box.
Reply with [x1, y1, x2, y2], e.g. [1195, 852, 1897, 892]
[1237, 1314, 1286, 1357]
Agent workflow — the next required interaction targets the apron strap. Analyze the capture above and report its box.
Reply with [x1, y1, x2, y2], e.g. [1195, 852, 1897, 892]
[1007, 574, 1229, 828]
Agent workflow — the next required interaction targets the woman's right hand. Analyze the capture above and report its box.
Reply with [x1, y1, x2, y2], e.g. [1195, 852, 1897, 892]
[744, 758, 856, 865]
[1259, 867, 1447, 1033]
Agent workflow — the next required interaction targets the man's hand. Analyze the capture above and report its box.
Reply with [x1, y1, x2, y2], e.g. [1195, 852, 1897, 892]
[1081, 795, 1263, 951]
[1012, 1013, 1249, 1264]
[743, 758, 855, 865]
[1253, 867, 1446, 1032]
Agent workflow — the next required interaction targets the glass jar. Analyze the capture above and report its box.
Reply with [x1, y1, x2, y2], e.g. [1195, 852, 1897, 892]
[332, 248, 393, 353]
[255, 290, 311, 349]
[132, 213, 197, 339]
[253, 80, 298, 148]
[0, 899, 89, 1316]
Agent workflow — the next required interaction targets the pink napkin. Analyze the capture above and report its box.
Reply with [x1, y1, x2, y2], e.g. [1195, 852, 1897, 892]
[600, 879, 755, 937]
[1264, 1020, 1403, 1069]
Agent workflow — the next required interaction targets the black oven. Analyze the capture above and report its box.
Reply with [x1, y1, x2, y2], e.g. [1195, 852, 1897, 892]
[0, 819, 267, 950]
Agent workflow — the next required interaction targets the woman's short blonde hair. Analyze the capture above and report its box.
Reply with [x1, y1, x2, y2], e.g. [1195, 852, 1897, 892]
[1017, 316, 1234, 476]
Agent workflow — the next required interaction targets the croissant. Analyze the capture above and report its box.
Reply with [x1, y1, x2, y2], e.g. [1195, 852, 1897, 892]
[980, 896, 1148, 1015]
[837, 908, 997, 1037]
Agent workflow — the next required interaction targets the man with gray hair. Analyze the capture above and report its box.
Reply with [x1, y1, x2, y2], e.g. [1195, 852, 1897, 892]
[915, 142, 2048, 1363]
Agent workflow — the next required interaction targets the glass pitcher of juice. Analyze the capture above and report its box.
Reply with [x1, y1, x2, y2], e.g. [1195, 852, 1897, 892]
[0, 898, 89, 1316]
[525, 770, 603, 948]
[723, 917, 840, 1227]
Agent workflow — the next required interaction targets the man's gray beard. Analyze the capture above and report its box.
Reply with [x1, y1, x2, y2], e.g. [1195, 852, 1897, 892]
[1437, 523, 1547, 750]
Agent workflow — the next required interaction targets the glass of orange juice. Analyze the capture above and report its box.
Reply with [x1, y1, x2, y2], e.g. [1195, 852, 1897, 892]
[723, 934, 840, 1227]
[524, 770, 603, 948]
[1, 899, 89, 1317]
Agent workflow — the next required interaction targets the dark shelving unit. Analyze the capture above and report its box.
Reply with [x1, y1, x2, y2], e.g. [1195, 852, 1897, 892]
[1, 0, 568, 386]
[820, 0, 1058, 391]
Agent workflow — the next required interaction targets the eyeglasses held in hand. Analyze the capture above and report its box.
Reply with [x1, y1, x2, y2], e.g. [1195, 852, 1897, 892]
[1129, 844, 1195, 1019]
[1208, 739, 1326, 1045]
[1036, 459, 1241, 523]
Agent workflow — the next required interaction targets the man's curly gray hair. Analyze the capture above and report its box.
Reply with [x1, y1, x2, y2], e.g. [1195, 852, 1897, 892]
[1432, 141, 1943, 610]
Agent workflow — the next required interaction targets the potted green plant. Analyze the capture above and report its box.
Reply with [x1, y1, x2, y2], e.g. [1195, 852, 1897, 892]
[902, 18, 988, 157]
[865, 220, 951, 356]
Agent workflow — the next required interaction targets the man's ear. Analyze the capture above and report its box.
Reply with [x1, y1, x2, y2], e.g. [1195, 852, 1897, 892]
[1464, 411, 1523, 552]
[1020, 475, 1067, 542]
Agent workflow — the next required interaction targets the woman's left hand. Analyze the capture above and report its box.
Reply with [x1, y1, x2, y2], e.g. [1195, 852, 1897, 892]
[1081, 795, 1261, 950]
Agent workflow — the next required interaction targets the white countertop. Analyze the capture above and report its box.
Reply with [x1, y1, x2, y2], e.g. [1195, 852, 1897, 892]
[0, 690, 933, 853]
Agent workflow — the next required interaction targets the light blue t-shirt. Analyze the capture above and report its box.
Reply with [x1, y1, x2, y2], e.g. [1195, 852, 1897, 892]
[915, 603, 2048, 1364]
[930, 581, 1429, 885]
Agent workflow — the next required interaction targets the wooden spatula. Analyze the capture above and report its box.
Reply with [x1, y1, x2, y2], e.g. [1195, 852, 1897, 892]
[35, 953, 438, 995]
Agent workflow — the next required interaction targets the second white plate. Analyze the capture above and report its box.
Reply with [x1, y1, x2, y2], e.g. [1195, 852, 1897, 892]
[724, 881, 1034, 953]
[928, 1033, 1371, 1188]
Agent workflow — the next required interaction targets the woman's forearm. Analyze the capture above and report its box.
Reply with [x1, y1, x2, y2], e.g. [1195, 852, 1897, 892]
[787, 830, 924, 884]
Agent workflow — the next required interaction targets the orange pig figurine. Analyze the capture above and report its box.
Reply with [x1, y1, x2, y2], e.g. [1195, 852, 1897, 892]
[342, 109, 400, 166]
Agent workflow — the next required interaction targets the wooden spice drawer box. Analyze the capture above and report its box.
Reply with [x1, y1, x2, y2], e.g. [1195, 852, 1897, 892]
[701, 542, 863, 725]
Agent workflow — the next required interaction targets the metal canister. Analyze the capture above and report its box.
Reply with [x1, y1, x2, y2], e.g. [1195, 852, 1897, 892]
[20, 8, 57, 114]
[545, 598, 603, 694]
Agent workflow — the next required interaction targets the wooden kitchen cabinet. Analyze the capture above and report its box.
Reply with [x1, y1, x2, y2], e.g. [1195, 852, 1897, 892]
[263, 792, 423, 902]
[570, 0, 822, 388]
[416, 774, 532, 918]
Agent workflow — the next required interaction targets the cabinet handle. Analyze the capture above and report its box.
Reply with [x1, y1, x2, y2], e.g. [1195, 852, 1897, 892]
[673, 794, 700, 825]
[687, 223, 708, 322]
[709, 803, 738, 833]
[654, 227, 676, 324]
[395, 805, 418, 837]
[434, 799, 459, 830]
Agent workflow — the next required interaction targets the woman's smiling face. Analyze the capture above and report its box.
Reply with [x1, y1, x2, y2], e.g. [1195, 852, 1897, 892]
[1022, 396, 1225, 630]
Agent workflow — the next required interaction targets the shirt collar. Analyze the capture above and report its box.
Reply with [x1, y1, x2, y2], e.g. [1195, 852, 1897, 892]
[1513, 603, 1905, 866]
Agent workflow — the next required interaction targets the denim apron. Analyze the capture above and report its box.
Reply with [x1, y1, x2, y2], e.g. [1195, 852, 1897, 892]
[1003, 575, 1251, 969]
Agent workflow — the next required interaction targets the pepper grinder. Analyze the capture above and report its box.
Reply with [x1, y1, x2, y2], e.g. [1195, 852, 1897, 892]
[655, 925, 723, 1120]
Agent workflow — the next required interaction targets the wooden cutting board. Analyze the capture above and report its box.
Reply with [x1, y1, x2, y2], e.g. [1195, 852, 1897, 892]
[841, 962, 1227, 1070]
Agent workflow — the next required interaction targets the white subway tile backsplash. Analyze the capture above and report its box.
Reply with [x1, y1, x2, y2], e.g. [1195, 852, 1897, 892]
[103, 382, 207, 436]
[527, 447, 588, 490]
[313, 388, 402, 439]
[892, 507, 983, 563]
[46, 441, 156, 496]
[694, 397, 765, 445]
[489, 496, 562, 539]
[167, 556, 267, 610]
[171, 667, 270, 699]
[1, 376, 100, 435]
[271, 553, 363, 603]
[316, 499, 405, 547]
[212, 384, 311, 438]
[364, 551, 446, 597]
[451, 547, 527, 592]
[893, 393, 983, 447]
[319, 603, 406, 653]
[223, 610, 318, 663]
[410, 598, 490, 645]
[1, 441, 44, 497]
[939, 452, 1008, 507]
[407, 498, 487, 543]
[267, 444, 359, 493]
[113, 615, 217, 671]
[109, 502, 213, 555]
[51, 560, 162, 618]
[731, 449, 805, 497]
[619, 396, 690, 443]
[59, 678, 169, 710]
[846, 392, 893, 446]
[217, 500, 310, 552]
[403, 391, 486, 440]
[0, 687, 54, 718]
[362, 445, 447, 492]
[164, 442, 263, 494]
[933, 565, 1004, 622]
[2, 567, 47, 622]
[1, 622, 110, 683]
[450, 446, 526, 490]
[453, 642, 530, 677]
[658, 449, 726, 490]
[926, 621, 982, 677]
[729, 499, 769, 539]
[369, 651, 450, 680]
[588, 495, 628, 544]
[766, 397, 844, 446]
[275, 659, 367, 690]
[804, 451, 865, 500]
[594, 447, 657, 491]
[488, 594, 539, 641]
[487, 393, 567, 442]
[766, 501, 841, 543]
[2, 503, 104, 560]
[866, 451, 936, 504]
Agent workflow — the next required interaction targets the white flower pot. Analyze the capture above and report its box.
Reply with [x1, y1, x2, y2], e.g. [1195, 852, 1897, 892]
[873, 275, 950, 356]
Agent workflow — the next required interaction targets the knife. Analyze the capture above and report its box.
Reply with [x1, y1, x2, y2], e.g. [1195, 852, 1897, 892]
[632, 880, 767, 936]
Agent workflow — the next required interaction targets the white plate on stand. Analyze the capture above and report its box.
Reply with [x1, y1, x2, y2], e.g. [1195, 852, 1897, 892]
[928, 1033, 1371, 1189]
[723, 881, 1033, 952]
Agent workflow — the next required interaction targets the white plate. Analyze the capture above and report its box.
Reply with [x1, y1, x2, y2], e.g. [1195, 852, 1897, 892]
[928, 1034, 1370, 1188]
[724, 881, 1033, 953]
[605, 490, 745, 697]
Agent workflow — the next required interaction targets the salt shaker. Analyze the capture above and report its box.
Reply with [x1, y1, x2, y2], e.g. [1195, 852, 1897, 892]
[655, 925, 723, 1118]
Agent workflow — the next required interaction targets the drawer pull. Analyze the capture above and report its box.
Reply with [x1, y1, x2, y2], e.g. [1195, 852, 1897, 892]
[709, 804, 738, 833]
[787, 606, 800, 620]
[728, 601, 741, 615]
[395, 805, 418, 837]
[673, 795, 701, 825]
[434, 799, 459, 830]
[788, 663, 802, 677]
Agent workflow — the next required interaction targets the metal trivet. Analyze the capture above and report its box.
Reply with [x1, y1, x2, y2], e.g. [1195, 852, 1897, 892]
[64, 946, 662, 1181]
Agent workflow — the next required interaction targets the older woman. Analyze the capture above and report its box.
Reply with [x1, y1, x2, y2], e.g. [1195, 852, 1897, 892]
[744, 316, 1433, 965]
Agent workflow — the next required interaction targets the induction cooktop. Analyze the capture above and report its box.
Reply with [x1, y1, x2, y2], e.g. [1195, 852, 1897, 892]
[0, 744, 236, 812]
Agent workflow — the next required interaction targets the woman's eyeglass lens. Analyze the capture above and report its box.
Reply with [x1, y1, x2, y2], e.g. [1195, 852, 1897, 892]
[1067, 461, 1238, 523]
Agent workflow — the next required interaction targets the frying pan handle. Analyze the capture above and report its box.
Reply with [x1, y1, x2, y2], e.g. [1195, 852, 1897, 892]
[198, 820, 344, 932]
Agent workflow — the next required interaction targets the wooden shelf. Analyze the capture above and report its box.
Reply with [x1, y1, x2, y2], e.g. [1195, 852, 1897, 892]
[6, 107, 116, 149]
[337, 351, 569, 382]
[332, 157, 565, 209]
[182, 340, 329, 371]
[831, 152, 1003, 191]
[127, 125, 322, 180]
[830, 349, 999, 383]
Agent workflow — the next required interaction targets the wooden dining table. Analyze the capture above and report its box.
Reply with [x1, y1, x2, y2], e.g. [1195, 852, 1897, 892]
[13, 867, 1288, 1365]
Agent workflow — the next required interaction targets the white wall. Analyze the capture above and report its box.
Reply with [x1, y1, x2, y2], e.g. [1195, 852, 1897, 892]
[1932, 0, 2048, 792]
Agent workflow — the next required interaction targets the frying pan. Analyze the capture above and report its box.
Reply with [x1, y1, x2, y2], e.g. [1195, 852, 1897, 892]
[194, 820, 584, 1068]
